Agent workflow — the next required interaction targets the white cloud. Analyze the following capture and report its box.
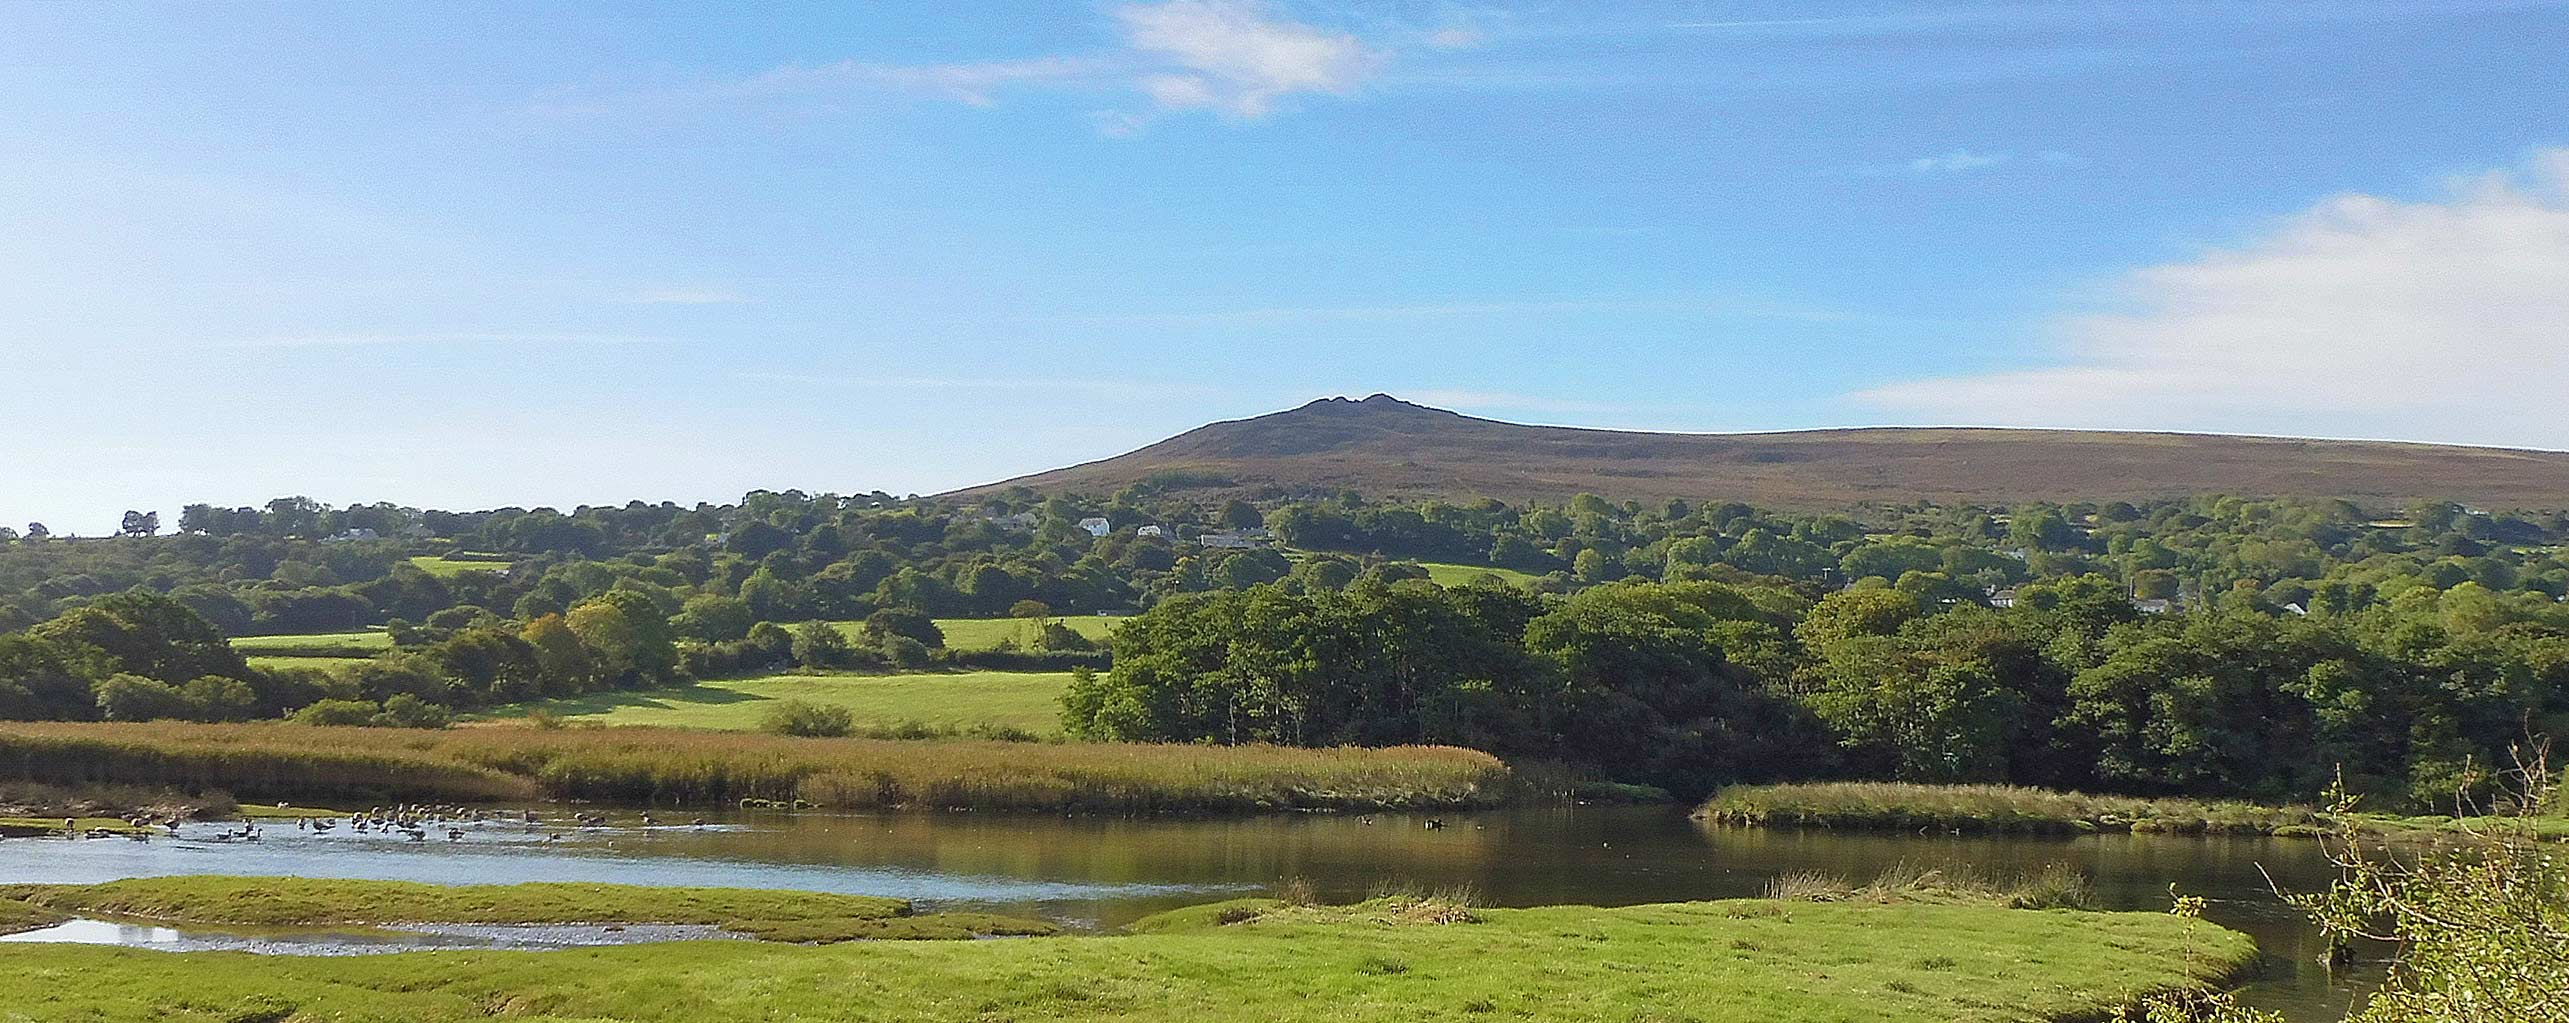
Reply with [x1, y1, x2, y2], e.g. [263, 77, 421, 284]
[232, 331, 677, 350]
[1426, 26, 1488, 50]
[1908, 149, 2009, 173]
[1111, 0, 1383, 119]
[1856, 149, 2569, 449]
[732, 55, 1105, 107]
[592, 0, 1386, 132]
[631, 287, 745, 305]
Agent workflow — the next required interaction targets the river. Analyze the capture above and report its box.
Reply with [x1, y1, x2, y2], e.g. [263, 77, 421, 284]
[0, 805, 2375, 1020]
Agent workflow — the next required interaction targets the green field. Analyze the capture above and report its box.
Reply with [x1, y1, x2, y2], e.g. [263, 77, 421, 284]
[245, 655, 376, 673]
[229, 631, 392, 657]
[823, 616, 1123, 651]
[0, 877, 2258, 1023]
[491, 671, 1074, 735]
[408, 554, 516, 578]
[1414, 561, 1542, 587]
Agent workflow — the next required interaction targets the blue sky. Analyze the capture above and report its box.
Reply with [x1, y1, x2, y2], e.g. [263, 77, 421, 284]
[4, 1, 2567, 532]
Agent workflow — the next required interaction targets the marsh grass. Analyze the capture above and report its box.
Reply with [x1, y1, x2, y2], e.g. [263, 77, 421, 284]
[0, 722, 1511, 814]
[1698, 782, 2323, 836]
[0, 724, 538, 804]
[1763, 861, 2096, 910]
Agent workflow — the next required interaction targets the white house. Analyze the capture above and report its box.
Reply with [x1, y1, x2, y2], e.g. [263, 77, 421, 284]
[2134, 598, 2175, 615]
[1986, 587, 2018, 609]
[1136, 525, 1165, 539]
[1077, 517, 1111, 538]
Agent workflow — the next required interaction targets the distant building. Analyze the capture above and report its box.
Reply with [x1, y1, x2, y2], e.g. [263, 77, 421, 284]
[1986, 587, 2018, 609]
[322, 528, 379, 543]
[995, 511, 1040, 531]
[2134, 598, 2175, 614]
[2281, 602, 2309, 616]
[1136, 525, 1165, 539]
[1077, 517, 1111, 538]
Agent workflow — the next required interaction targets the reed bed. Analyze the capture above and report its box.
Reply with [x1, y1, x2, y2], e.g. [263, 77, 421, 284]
[1696, 781, 2323, 836]
[0, 722, 1511, 815]
[0, 724, 537, 805]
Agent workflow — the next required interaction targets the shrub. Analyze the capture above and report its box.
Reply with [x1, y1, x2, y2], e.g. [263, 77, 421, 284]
[371, 693, 451, 729]
[95, 674, 193, 722]
[760, 699, 854, 738]
[880, 635, 933, 668]
[289, 699, 381, 726]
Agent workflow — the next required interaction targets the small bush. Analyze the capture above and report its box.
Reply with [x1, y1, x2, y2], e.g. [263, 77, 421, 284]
[759, 699, 854, 738]
[289, 699, 381, 727]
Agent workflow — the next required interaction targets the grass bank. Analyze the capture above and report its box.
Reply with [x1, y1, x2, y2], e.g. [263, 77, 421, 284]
[0, 876, 1050, 942]
[0, 722, 1510, 814]
[1696, 782, 2327, 835]
[0, 888, 2257, 1022]
[486, 670, 1071, 736]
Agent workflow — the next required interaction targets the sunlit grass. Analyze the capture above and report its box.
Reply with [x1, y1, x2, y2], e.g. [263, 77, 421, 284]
[0, 888, 2259, 1023]
[229, 631, 390, 657]
[484, 671, 1073, 735]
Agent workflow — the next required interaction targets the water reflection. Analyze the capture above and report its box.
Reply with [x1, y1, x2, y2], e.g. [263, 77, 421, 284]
[0, 806, 2372, 1019]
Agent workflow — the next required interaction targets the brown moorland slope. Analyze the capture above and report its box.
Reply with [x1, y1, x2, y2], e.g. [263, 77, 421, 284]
[955, 394, 2569, 509]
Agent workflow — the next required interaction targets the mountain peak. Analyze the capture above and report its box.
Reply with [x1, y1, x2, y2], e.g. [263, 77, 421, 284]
[1290, 393, 1443, 414]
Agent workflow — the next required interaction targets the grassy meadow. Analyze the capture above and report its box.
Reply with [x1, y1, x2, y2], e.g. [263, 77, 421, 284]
[0, 878, 2259, 1023]
[487, 670, 1073, 736]
[407, 554, 516, 578]
[245, 654, 375, 673]
[228, 630, 392, 658]
[821, 615, 1123, 651]
[0, 722, 1512, 814]
[1413, 561, 1542, 588]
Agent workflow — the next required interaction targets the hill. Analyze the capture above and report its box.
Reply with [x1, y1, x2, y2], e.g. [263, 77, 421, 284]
[958, 394, 2569, 509]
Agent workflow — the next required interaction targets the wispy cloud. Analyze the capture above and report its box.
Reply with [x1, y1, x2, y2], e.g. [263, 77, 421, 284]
[1909, 149, 2009, 173]
[1854, 149, 2569, 449]
[554, 0, 1392, 133]
[1085, 293, 1853, 328]
[1401, 388, 1654, 418]
[231, 331, 678, 350]
[728, 55, 1108, 108]
[730, 371, 1222, 399]
[1849, 148, 2081, 177]
[630, 287, 747, 305]
[1113, 0, 1384, 120]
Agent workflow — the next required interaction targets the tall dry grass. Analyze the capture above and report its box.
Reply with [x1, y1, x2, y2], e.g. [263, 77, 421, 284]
[0, 722, 1511, 814]
[0, 723, 536, 804]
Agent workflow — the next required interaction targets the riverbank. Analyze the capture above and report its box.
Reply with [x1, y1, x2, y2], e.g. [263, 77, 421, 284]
[1697, 782, 2321, 835]
[0, 722, 1511, 815]
[1696, 781, 2569, 841]
[0, 876, 1049, 942]
[0, 876, 2257, 1023]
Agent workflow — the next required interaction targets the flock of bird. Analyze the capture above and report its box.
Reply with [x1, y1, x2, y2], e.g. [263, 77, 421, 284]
[58, 803, 711, 845]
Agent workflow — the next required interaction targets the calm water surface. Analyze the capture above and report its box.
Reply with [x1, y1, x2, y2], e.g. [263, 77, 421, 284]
[0, 806, 2374, 1020]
